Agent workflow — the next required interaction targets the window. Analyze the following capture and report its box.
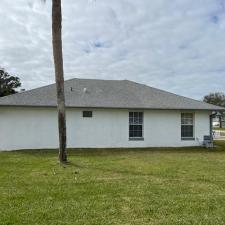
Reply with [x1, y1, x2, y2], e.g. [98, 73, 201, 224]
[83, 111, 92, 118]
[129, 112, 143, 140]
[181, 113, 194, 139]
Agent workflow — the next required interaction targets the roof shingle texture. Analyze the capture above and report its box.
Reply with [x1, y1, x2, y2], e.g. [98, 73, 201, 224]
[0, 78, 224, 110]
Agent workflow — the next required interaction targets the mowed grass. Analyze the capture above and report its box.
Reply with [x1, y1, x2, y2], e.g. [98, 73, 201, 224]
[1, 144, 225, 225]
[213, 128, 225, 136]
[213, 127, 225, 131]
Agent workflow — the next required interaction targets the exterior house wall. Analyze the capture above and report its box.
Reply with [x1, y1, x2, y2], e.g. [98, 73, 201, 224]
[0, 107, 211, 150]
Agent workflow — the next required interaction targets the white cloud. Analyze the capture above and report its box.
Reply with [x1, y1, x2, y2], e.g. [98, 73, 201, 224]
[0, 0, 225, 99]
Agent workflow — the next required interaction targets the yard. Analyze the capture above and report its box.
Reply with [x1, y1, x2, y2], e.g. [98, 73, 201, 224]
[213, 128, 225, 137]
[213, 127, 225, 131]
[1, 143, 225, 225]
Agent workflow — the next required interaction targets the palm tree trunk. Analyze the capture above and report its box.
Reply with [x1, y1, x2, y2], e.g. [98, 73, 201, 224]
[52, 0, 67, 163]
[219, 115, 222, 128]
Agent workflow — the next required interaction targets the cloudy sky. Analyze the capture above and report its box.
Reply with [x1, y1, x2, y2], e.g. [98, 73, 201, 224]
[0, 0, 225, 99]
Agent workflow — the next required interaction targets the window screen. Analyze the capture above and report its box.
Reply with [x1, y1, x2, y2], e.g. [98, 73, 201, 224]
[181, 113, 194, 139]
[83, 111, 92, 118]
[129, 112, 143, 138]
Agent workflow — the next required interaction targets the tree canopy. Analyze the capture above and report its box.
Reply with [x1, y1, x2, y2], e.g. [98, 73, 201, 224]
[0, 68, 21, 97]
[203, 92, 225, 107]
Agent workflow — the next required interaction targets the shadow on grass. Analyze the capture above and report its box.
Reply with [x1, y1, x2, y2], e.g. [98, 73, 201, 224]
[214, 140, 225, 149]
[66, 160, 154, 177]
[2, 146, 225, 179]
[13, 146, 225, 157]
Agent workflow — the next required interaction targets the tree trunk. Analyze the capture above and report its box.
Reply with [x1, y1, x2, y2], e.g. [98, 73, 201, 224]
[219, 115, 222, 129]
[52, 0, 67, 163]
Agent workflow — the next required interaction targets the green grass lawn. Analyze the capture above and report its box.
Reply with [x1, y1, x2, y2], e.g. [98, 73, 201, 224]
[213, 127, 225, 131]
[1, 144, 225, 225]
[213, 128, 225, 136]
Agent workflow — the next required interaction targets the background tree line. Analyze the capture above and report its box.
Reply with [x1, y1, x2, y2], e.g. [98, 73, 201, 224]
[0, 68, 21, 97]
[203, 92, 225, 128]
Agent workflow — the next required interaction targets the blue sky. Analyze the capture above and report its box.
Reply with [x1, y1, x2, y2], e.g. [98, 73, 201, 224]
[0, 0, 225, 99]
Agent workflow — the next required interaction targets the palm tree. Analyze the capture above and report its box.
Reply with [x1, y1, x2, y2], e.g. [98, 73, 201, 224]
[52, 0, 67, 163]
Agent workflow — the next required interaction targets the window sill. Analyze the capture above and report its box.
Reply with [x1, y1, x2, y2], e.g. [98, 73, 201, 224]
[129, 137, 144, 141]
[181, 138, 195, 141]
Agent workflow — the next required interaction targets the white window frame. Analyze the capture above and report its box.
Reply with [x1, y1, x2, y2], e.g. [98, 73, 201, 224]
[181, 112, 195, 140]
[129, 112, 144, 140]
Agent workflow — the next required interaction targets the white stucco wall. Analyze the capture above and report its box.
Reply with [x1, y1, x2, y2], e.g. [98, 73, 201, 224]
[0, 107, 211, 150]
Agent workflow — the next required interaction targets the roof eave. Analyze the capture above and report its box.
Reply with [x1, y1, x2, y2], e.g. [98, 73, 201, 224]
[0, 104, 224, 111]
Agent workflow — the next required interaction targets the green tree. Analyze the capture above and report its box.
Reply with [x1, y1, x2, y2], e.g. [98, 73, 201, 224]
[203, 92, 225, 128]
[0, 68, 21, 97]
[203, 92, 225, 107]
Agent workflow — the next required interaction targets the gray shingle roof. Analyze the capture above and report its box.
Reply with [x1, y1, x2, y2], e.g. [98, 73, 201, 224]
[0, 78, 224, 110]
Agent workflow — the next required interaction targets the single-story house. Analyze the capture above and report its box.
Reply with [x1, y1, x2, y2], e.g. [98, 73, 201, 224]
[0, 78, 224, 151]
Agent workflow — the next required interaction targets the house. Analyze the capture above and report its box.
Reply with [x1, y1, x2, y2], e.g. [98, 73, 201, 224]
[0, 78, 224, 151]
